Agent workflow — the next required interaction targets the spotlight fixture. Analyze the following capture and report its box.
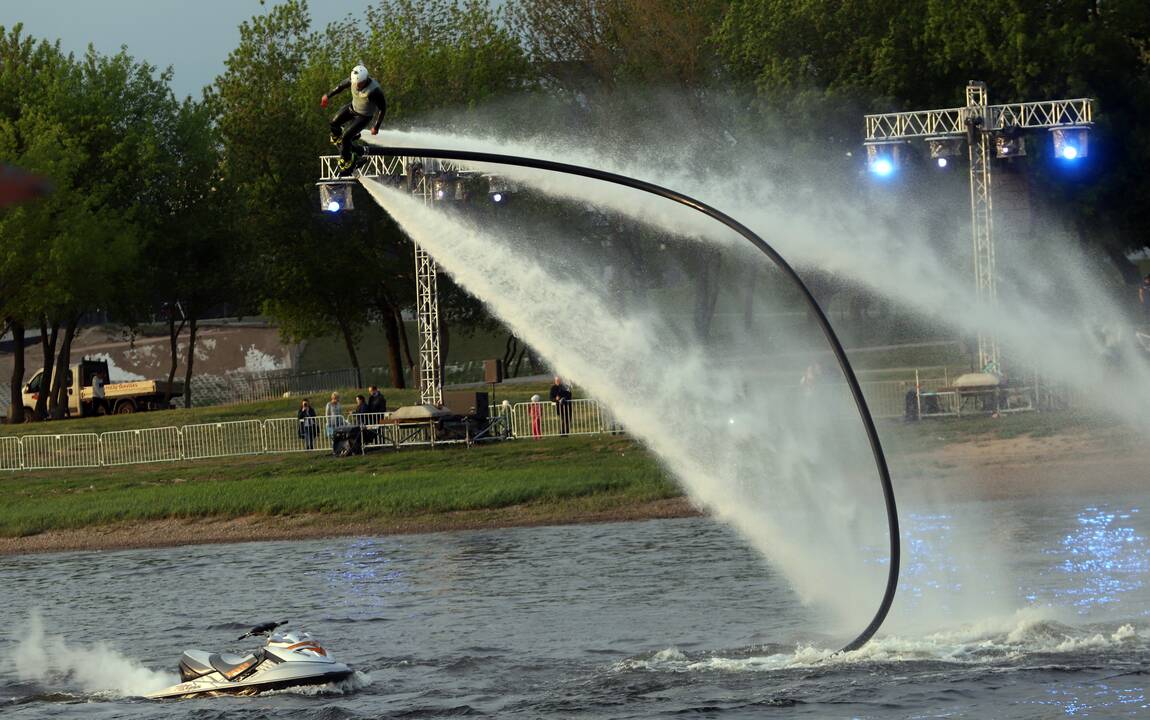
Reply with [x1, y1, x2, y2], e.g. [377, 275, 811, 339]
[925, 134, 963, 169]
[864, 140, 905, 177]
[485, 174, 515, 203]
[995, 125, 1026, 158]
[317, 181, 354, 212]
[1049, 125, 1091, 160]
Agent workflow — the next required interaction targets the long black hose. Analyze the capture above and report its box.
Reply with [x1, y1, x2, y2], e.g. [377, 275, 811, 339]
[359, 145, 900, 652]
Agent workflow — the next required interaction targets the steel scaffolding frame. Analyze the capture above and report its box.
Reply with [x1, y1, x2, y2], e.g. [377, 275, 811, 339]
[864, 83, 1094, 373]
[318, 153, 461, 405]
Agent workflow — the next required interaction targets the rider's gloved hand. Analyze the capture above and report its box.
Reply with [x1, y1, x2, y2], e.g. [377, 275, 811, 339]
[320, 94, 328, 108]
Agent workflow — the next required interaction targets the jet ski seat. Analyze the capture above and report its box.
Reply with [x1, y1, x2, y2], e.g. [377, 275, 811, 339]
[209, 652, 262, 680]
[179, 650, 215, 681]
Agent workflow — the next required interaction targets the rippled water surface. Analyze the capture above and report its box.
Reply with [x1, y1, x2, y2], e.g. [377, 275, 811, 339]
[3, 495, 1149, 718]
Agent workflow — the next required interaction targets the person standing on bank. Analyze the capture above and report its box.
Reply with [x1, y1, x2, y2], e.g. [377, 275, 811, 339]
[367, 385, 387, 415]
[321, 64, 387, 174]
[297, 398, 318, 450]
[549, 375, 573, 435]
[91, 371, 107, 416]
[324, 392, 344, 439]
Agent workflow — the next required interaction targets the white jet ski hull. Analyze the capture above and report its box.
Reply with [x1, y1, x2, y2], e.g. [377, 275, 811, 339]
[147, 660, 353, 699]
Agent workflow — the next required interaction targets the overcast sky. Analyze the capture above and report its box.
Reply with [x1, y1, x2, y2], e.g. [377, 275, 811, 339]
[10, 0, 373, 100]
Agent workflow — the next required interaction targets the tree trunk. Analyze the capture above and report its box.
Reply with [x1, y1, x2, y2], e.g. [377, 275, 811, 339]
[183, 317, 198, 408]
[165, 313, 188, 404]
[380, 309, 405, 389]
[395, 306, 415, 382]
[693, 249, 721, 340]
[7, 321, 25, 424]
[336, 316, 363, 388]
[49, 316, 80, 420]
[743, 267, 757, 332]
[377, 295, 406, 389]
[35, 316, 60, 420]
[502, 334, 519, 372]
[438, 318, 450, 389]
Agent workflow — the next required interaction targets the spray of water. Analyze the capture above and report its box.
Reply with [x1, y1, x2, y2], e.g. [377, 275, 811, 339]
[365, 127, 1150, 430]
[5, 610, 177, 697]
[359, 176, 958, 636]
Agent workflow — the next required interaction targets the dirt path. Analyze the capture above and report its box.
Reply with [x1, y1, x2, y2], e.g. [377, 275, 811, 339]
[0, 498, 701, 555]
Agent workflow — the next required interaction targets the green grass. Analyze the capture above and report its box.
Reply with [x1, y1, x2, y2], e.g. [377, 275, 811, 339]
[0, 435, 676, 538]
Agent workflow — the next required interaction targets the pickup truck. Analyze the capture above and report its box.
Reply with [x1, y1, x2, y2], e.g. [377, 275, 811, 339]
[21, 358, 183, 419]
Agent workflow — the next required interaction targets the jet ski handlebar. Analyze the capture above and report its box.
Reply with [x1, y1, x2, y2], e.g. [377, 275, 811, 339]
[237, 620, 288, 641]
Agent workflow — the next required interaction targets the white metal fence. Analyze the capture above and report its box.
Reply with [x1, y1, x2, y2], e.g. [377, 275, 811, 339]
[510, 399, 618, 438]
[101, 427, 182, 466]
[0, 374, 1054, 472]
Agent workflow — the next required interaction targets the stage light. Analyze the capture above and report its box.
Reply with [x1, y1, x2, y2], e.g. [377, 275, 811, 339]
[926, 134, 963, 169]
[317, 181, 355, 212]
[864, 140, 904, 177]
[485, 174, 515, 203]
[995, 127, 1026, 158]
[1050, 125, 1090, 160]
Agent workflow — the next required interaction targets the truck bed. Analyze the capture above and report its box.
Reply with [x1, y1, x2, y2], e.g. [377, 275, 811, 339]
[79, 380, 184, 400]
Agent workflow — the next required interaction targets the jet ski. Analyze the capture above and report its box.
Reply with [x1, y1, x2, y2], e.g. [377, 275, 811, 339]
[146, 621, 353, 699]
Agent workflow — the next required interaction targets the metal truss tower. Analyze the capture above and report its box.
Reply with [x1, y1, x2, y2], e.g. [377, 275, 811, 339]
[319, 154, 470, 405]
[864, 83, 1093, 373]
[965, 81, 997, 370]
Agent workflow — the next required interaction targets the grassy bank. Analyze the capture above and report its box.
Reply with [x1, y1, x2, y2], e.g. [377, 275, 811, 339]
[0, 435, 677, 539]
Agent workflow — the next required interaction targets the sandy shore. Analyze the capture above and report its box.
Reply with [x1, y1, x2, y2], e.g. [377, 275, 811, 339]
[3, 430, 1145, 556]
[0, 497, 702, 555]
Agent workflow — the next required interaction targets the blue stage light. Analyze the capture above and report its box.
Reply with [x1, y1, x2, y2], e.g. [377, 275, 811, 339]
[937, 157, 948, 168]
[326, 200, 341, 213]
[872, 159, 894, 177]
[491, 192, 504, 203]
[1061, 145, 1079, 160]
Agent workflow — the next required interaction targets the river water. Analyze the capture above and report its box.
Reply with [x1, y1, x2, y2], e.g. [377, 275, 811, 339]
[3, 493, 1149, 719]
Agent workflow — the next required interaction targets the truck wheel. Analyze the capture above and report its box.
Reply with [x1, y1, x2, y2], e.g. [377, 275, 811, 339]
[114, 401, 136, 415]
[22, 407, 37, 423]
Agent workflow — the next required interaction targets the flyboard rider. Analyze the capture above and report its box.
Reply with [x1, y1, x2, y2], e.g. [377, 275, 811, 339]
[321, 64, 387, 174]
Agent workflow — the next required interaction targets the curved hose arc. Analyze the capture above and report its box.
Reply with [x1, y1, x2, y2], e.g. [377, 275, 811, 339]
[362, 145, 900, 652]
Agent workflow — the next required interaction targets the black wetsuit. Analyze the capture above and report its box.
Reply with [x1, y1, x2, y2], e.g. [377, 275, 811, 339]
[327, 78, 387, 164]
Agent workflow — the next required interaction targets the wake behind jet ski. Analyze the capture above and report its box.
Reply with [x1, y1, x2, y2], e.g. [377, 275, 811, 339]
[147, 621, 353, 699]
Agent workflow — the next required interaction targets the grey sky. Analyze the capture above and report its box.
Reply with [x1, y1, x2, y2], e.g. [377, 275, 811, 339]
[9, 1, 372, 100]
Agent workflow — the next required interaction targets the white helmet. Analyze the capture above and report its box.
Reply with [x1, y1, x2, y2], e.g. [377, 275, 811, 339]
[350, 64, 369, 86]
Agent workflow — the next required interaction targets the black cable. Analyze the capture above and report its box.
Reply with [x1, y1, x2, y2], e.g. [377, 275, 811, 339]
[360, 145, 900, 652]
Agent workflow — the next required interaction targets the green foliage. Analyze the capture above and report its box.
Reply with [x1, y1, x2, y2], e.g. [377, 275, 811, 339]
[712, 1, 1150, 251]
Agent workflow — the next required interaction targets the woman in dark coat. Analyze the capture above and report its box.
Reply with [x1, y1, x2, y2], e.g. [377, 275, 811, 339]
[297, 398, 318, 450]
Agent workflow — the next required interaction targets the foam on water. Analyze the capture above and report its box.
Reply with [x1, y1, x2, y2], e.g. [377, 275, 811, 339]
[619, 611, 1143, 674]
[5, 610, 177, 697]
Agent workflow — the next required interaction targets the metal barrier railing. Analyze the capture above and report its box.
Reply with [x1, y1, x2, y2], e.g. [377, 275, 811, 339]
[510, 399, 611, 438]
[0, 374, 1052, 472]
[0, 436, 22, 471]
[21, 433, 101, 471]
[182, 420, 267, 460]
[101, 427, 183, 466]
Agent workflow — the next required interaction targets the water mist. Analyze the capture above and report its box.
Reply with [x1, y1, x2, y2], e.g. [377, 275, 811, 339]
[361, 176, 934, 637]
